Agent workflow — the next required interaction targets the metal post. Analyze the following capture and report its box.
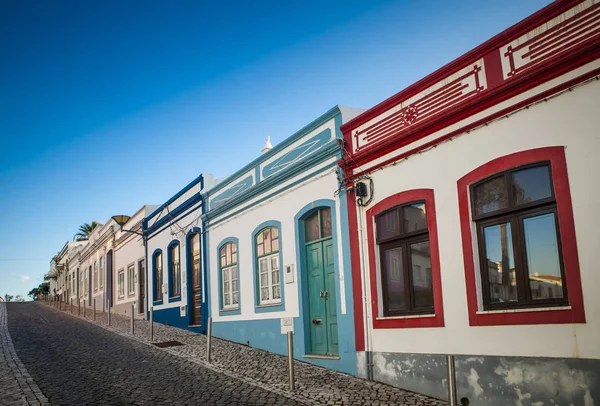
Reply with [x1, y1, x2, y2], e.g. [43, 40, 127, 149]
[130, 304, 135, 335]
[149, 307, 154, 342]
[70, 298, 73, 314]
[83, 300, 86, 318]
[447, 355, 457, 406]
[107, 299, 111, 327]
[206, 317, 212, 363]
[93, 299, 96, 321]
[78, 300, 81, 316]
[287, 331, 295, 391]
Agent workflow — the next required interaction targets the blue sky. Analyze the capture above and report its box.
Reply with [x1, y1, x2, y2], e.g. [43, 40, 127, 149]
[0, 0, 551, 298]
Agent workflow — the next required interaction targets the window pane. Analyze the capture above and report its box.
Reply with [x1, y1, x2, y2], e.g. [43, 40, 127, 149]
[223, 269, 229, 281]
[513, 165, 552, 205]
[232, 280, 238, 292]
[231, 251, 237, 265]
[321, 208, 332, 238]
[257, 244, 264, 256]
[410, 241, 433, 309]
[305, 212, 320, 242]
[376, 209, 400, 241]
[272, 270, 280, 285]
[483, 222, 517, 303]
[224, 281, 229, 293]
[403, 203, 427, 233]
[474, 176, 508, 216]
[272, 238, 279, 252]
[382, 246, 406, 313]
[224, 294, 230, 306]
[260, 273, 268, 287]
[231, 267, 237, 280]
[232, 291, 238, 305]
[272, 285, 281, 299]
[264, 231, 272, 254]
[261, 287, 269, 301]
[523, 213, 564, 300]
[257, 232, 264, 244]
[271, 256, 279, 271]
[260, 258, 268, 273]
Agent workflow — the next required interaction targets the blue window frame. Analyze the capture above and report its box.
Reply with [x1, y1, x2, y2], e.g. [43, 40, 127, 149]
[167, 240, 181, 302]
[218, 237, 240, 316]
[152, 249, 163, 304]
[252, 220, 285, 313]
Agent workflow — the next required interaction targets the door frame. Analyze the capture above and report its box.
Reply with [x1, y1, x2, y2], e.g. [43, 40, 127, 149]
[186, 227, 206, 330]
[137, 258, 145, 314]
[294, 199, 343, 357]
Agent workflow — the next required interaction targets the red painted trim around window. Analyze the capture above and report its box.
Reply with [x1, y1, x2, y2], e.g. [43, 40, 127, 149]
[457, 147, 585, 326]
[347, 189, 365, 351]
[366, 189, 445, 329]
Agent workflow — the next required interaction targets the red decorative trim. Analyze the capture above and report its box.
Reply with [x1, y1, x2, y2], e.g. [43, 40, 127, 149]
[347, 188, 365, 350]
[341, 0, 600, 169]
[365, 189, 445, 329]
[342, 0, 582, 135]
[457, 147, 585, 326]
[346, 65, 600, 182]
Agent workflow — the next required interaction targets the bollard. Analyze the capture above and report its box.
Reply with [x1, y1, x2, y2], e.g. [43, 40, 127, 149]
[70, 298, 73, 314]
[78, 300, 81, 316]
[206, 317, 212, 363]
[83, 300, 86, 318]
[93, 299, 96, 321]
[131, 304, 135, 335]
[149, 307, 154, 342]
[447, 355, 457, 406]
[287, 331, 295, 391]
[107, 300, 111, 327]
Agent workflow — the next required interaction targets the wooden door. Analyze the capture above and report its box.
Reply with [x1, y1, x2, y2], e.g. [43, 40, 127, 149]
[138, 260, 145, 314]
[190, 233, 202, 326]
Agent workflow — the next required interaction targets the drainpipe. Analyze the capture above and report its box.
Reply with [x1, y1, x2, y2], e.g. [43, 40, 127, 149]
[357, 203, 374, 381]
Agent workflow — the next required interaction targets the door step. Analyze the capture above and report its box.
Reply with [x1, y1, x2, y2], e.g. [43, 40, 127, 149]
[303, 354, 340, 360]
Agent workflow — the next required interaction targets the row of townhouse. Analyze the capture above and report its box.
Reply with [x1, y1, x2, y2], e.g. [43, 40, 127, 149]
[46, 1, 600, 404]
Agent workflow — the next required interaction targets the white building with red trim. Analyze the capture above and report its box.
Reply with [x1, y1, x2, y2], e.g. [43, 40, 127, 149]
[340, 0, 600, 404]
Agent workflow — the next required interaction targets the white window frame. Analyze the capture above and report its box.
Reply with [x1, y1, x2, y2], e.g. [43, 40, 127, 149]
[258, 253, 280, 305]
[118, 269, 125, 298]
[220, 243, 238, 310]
[99, 256, 104, 290]
[128, 264, 135, 295]
[94, 260, 98, 292]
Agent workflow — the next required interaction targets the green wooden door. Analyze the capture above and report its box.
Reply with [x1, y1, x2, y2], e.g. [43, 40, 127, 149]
[306, 238, 338, 355]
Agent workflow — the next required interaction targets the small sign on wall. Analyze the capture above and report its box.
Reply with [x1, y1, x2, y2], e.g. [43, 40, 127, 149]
[180, 305, 186, 317]
[280, 317, 294, 334]
[285, 264, 294, 284]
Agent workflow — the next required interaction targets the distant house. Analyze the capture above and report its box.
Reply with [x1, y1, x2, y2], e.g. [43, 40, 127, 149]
[0, 296, 4, 302]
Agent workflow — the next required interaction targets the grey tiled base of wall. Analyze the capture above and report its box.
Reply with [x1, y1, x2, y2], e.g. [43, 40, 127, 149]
[359, 351, 599, 405]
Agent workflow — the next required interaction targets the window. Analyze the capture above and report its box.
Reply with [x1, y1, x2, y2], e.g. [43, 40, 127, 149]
[169, 243, 181, 298]
[471, 162, 568, 310]
[220, 242, 238, 309]
[118, 270, 125, 298]
[128, 264, 135, 295]
[99, 256, 104, 290]
[458, 147, 585, 326]
[94, 261, 99, 291]
[366, 189, 444, 328]
[153, 251, 163, 302]
[255, 227, 281, 305]
[375, 201, 433, 316]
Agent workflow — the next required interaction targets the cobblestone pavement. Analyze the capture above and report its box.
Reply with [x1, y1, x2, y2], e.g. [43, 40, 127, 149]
[0, 303, 49, 405]
[37, 299, 446, 406]
[7, 302, 303, 405]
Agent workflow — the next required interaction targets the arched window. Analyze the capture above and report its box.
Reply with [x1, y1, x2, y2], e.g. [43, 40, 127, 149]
[168, 242, 181, 299]
[220, 242, 238, 309]
[153, 251, 163, 302]
[255, 227, 280, 305]
[99, 256, 104, 290]
[94, 260, 99, 292]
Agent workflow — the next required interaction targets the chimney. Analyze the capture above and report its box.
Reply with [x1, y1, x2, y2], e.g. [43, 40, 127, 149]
[261, 136, 273, 153]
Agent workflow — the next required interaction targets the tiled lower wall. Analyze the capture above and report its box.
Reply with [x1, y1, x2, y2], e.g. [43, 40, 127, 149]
[358, 351, 599, 405]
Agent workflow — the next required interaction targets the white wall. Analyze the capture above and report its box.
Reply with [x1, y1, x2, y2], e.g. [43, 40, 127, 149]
[208, 162, 346, 322]
[357, 75, 600, 359]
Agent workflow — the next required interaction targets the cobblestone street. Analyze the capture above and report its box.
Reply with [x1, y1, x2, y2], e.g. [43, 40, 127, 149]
[2, 301, 446, 405]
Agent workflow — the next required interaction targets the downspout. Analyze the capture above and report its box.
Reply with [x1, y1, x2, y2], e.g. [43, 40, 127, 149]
[357, 204, 374, 380]
[200, 175, 210, 334]
[143, 217, 149, 321]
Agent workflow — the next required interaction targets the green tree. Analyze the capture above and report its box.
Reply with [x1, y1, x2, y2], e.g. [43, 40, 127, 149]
[73, 221, 99, 241]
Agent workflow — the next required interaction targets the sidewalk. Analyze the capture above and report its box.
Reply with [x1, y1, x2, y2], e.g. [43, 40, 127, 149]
[40, 299, 446, 406]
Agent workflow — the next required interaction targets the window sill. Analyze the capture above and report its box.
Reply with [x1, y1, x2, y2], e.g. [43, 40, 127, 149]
[303, 354, 340, 360]
[153, 300, 163, 306]
[255, 302, 285, 313]
[220, 307, 239, 312]
[376, 313, 436, 320]
[168, 296, 181, 303]
[476, 306, 571, 315]
[256, 303, 282, 308]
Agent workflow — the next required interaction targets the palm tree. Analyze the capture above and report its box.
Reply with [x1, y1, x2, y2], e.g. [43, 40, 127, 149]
[73, 221, 99, 241]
